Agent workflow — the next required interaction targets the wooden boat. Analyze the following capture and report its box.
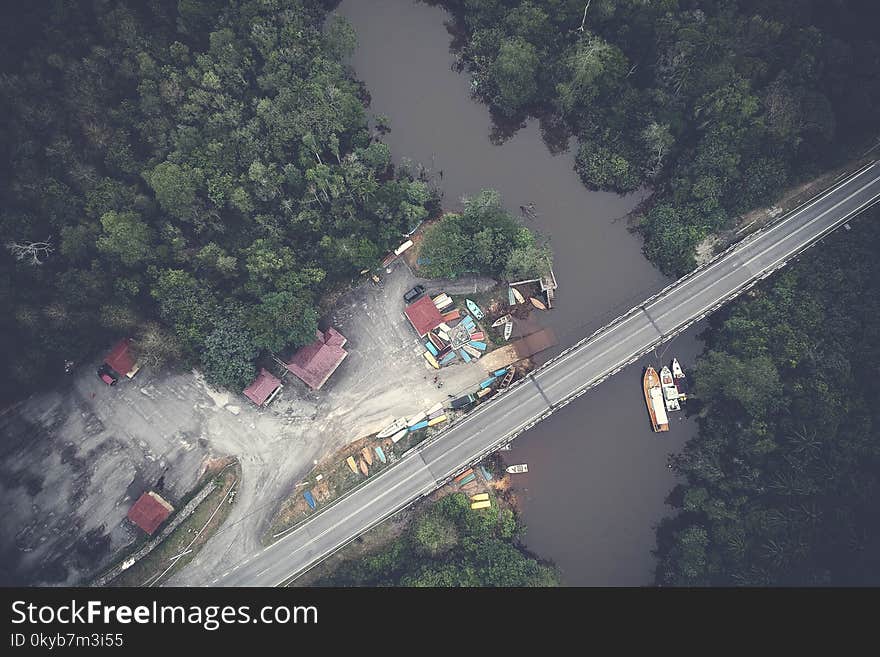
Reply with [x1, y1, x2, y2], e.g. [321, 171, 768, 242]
[434, 297, 454, 311]
[375, 446, 387, 464]
[423, 351, 440, 369]
[506, 464, 528, 474]
[479, 377, 496, 389]
[461, 315, 476, 329]
[529, 296, 547, 311]
[476, 387, 492, 398]
[303, 490, 316, 510]
[427, 414, 447, 427]
[512, 287, 525, 304]
[346, 456, 358, 474]
[479, 465, 494, 481]
[428, 332, 445, 351]
[498, 368, 515, 389]
[468, 340, 487, 351]
[462, 344, 481, 358]
[428, 409, 445, 420]
[508, 287, 516, 305]
[643, 367, 670, 432]
[390, 428, 408, 443]
[458, 472, 477, 486]
[425, 341, 438, 356]
[465, 299, 484, 319]
[432, 293, 450, 306]
[377, 418, 407, 438]
[439, 352, 457, 366]
[470, 331, 485, 341]
[438, 322, 452, 333]
[361, 447, 373, 466]
[459, 349, 472, 363]
[442, 309, 461, 322]
[425, 402, 444, 416]
[408, 420, 429, 431]
[470, 500, 492, 510]
[471, 493, 490, 502]
[407, 411, 427, 426]
[453, 468, 474, 483]
[504, 321, 513, 340]
[359, 459, 369, 476]
[491, 314, 512, 327]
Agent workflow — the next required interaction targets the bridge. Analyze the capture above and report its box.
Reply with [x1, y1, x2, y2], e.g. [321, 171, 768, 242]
[214, 161, 880, 586]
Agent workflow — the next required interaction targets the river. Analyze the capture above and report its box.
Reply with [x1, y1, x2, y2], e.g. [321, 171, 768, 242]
[338, 0, 703, 585]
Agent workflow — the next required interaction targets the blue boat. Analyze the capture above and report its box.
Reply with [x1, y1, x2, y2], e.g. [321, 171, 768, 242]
[375, 446, 387, 464]
[493, 368, 508, 377]
[425, 341, 438, 356]
[459, 349, 472, 363]
[458, 472, 477, 486]
[409, 420, 429, 431]
[508, 287, 516, 305]
[439, 352, 457, 365]
[462, 315, 476, 328]
[479, 377, 496, 389]
[479, 465, 494, 481]
[465, 299, 484, 320]
[468, 340, 487, 351]
[303, 490, 316, 510]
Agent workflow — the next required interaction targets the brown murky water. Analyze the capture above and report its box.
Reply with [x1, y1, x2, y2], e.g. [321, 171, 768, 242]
[339, 0, 701, 585]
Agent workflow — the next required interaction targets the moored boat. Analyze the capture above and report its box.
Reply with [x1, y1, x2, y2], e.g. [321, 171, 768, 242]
[504, 321, 513, 340]
[361, 447, 373, 466]
[359, 459, 369, 476]
[438, 352, 457, 366]
[491, 314, 512, 327]
[453, 468, 474, 483]
[470, 493, 490, 502]
[470, 500, 492, 510]
[476, 387, 492, 398]
[470, 331, 485, 341]
[408, 420, 429, 431]
[672, 358, 685, 379]
[459, 349, 472, 363]
[427, 414, 447, 426]
[660, 365, 681, 411]
[458, 472, 477, 486]
[407, 411, 426, 426]
[462, 344, 481, 358]
[423, 351, 440, 369]
[529, 296, 547, 311]
[508, 287, 516, 305]
[511, 287, 525, 304]
[643, 367, 670, 432]
[468, 340, 487, 351]
[346, 456, 358, 473]
[390, 428, 408, 443]
[425, 402, 444, 416]
[506, 464, 528, 474]
[375, 446, 387, 464]
[466, 299, 484, 319]
[377, 418, 407, 438]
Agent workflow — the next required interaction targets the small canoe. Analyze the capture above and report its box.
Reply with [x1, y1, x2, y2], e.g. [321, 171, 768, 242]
[442, 309, 461, 322]
[438, 322, 452, 333]
[504, 321, 513, 340]
[511, 287, 525, 304]
[423, 351, 440, 369]
[493, 368, 508, 377]
[359, 459, 369, 476]
[407, 411, 427, 426]
[346, 456, 358, 473]
[508, 287, 516, 305]
[470, 331, 485, 341]
[425, 341, 438, 356]
[425, 402, 444, 416]
[428, 409, 445, 420]
[437, 329, 450, 341]
[409, 420, 429, 431]
[460, 349, 472, 363]
[453, 468, 474, 483]
[465, 299, 484, 319]
[462, 344, 481, 358]
[506, 464, 528, 474]
[428, 332, 445, 351]
[304, 490, 316, 509]
[476, 387, 492, 398]
[427, 414, 447, 426]
[470, 500, 492, 510]
[491, 314, 512, 327]
[377, 418, 407, 438]
[361, 447, 373, 466]
[439, 352, 457, 366]
[375, 446, 387, 464]
[468, 340, 487, 351]
[458, 472, 477, 486]
[390, 428, 408, 443]
[479, 465, 494, 481]
[471, 493, 490, 502]
[529, 296, 547, 311]
[461, 315, 476, 328]
[432, 293, 450, 305]
[479, 377, 496, 389]
[434, 298, 454, 311]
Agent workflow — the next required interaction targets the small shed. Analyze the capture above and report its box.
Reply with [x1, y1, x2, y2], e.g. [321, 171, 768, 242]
[127, 491, 174, 536]
[285, 328, 349, 390]
[243, 368, 283, 406]
[104, 338, 140, 379]
[404, 295, 443, 337]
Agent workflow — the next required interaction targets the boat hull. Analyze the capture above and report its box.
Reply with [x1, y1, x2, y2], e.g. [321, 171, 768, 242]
[643, 367, 670, 432]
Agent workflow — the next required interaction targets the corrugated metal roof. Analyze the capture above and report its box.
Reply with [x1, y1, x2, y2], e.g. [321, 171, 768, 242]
[285, 329, 348, 390]
[127, 491, 174, 535]
[404, 295, 443, 337]
[243, 368, 282, 406]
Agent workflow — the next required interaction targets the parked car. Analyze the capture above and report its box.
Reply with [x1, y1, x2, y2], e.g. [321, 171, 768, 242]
[403, 284, 425, 304]
[97, 363, 118, 386]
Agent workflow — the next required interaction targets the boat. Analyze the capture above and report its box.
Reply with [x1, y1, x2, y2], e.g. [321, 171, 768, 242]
[470, 500, 492, 510]
[506, 464, 528, 474]
[377, 418, 407, 438]
[407, 411, 426, 426]
[423, 351, 440, 369]
[346, 456, 358, 473]
[493, 368, 508, 377]
[408, 420, 429, 431]
[465, 299, 484, 319]
[432, 293, 450, 307]
[643, 367, 670, 432]
[359, 459, 369, 476]
[375, 446, 387, 464]
[479, 377, 496, 389]
[303, 490, 316, 510]
[529, 296, 547, 311]
[660, 365, 681, 411]
[461, 316, 476, 329]
[672, 358, 685, 379]
[491, 314, 512, 327]
[498, 368, 515, 389]
[438, 322, 452, 334]
[459, 349, 472, 363]
[672, 357, 689, 398]
[427, 414, 447, 427]
[471, 493, 490, 502]
[442, 309, 460, 322]
[470, 331, 485, 341]
[504, 321, 513, 340]
[462, 344, 481, 358]
[390, 428, 408, 443]
[468, 340, 487, 351]
[428, 408, 445, 420]
[425, 402, 444, 416]
[439, 352, 457, 366]
[458, 472, 477, 486]
[425, 341, 438, 356]
[479, 465, 494, 481]
[508, 287, 516, 305]
[361, 447, 373, 466]
[453, 468, 474, 483]
[476, 387, 492, 398]
[434, 297, 454, 311]
[511, 287, 525, 304]
[428, 332, 445, 351]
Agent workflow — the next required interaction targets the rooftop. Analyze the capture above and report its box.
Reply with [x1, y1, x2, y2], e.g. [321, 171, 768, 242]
[243, 368, 282, 406]
[404, 295, 443, 337]
[105, 338, 137, 378]
[285, 328, 348, 390]
[127, 491, 174, 536]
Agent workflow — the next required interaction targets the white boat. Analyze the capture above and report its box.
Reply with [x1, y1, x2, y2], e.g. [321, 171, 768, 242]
[506, 464, 528, 474]
[672, 358, 685, 379]
[390, 428, 408, 443]
[406, 412, 427, 427]
[511, 287, 525, 304]
[504, 321, 513, 340]
[425, 402, 444, 416]
[377, 418, 407, 438]
[660, 366, 675, 388]
[491, 314, 512, 328]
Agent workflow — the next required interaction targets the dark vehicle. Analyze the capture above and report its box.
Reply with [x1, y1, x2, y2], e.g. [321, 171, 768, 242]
[449, 393, 477, 410]
[403, 285, 425, 304]
[97, 363, 118, 386]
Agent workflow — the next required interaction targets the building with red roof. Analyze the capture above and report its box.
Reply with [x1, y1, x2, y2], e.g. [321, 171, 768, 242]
[104, 338, 140, 379]
[404, 295, 443, 337]
[243, 368, 283, 406]
[285, 328, 348, 390]
[127, 491, 174, 536]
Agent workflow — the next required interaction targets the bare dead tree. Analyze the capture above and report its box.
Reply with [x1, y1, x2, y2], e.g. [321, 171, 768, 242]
[577, 0, 592, 32]
[6, 239, 53, 265]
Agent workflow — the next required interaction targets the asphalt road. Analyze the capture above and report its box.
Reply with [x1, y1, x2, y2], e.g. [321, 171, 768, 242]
[214, 161, 880, 586]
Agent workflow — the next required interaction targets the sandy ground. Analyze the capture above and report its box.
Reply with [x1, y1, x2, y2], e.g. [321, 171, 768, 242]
[0, 263, 495, 585]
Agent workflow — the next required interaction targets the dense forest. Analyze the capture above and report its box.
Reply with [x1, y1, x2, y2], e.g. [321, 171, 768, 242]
[0, 0, 441, 398]
[654, 210, 880, 585]
[313, 493, 560, 586]
[440, 0, 880, 274]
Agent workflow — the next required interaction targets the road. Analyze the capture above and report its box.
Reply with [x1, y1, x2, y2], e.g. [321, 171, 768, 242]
[214, 161, 880, 586]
